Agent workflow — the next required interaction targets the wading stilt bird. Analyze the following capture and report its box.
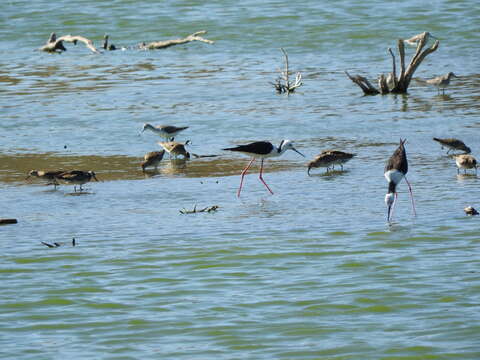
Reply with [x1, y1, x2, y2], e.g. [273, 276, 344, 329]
[141, 150, 165, 171]
[55, 170, 99, 192]
[426, 72, 458, 95]
[26, 170, 64, 188]
[454, 154, 477, 175]
[141, 123, 188, 141]
[307, 150, 355, 175]
[433, 137, 471, 154]
[158, 141, 190, 159]
[223, 140, 304, 197]
[384, 139, 416, 222]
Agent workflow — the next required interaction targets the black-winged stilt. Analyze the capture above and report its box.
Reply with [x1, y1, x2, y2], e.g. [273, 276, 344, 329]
[223, 140, 304, 197]
[384, 139, 416, 222]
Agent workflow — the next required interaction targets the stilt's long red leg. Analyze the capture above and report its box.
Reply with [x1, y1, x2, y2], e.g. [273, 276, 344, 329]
[404, 176, 417, 217]
[258, 159, 274, 195]
[237, 158, 255, 197]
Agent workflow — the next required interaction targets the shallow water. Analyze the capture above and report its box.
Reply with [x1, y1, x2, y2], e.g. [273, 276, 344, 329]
[1, 0, 480, 359]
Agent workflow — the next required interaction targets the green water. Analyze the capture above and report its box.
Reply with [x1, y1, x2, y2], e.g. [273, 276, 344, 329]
[1, 0, 480, 359]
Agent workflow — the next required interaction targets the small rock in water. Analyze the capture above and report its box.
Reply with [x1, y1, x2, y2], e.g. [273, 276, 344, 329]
[464, 206, 479, 216]
[0, 218, 17, 225]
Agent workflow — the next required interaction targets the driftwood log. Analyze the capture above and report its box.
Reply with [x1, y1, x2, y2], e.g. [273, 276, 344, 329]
[40, 31, 214, 54]
[40, 33, 101, 54]
[179, 205, 219, 214]
[139, 31, 214, 50]
[346, 32, 439, 95]
[272, 48, 303, 94]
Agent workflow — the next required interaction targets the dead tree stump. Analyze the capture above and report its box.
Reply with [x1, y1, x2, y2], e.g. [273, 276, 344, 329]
[272, 48, 303, 94]
[346, 32, 439, 95]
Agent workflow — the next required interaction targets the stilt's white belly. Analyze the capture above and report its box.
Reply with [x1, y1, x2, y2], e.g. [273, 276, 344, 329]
[384, 169, 404, 185]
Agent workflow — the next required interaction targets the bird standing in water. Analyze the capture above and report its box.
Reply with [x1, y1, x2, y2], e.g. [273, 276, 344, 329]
[223, 140, 304, 197]
[384, 139, 416, 222]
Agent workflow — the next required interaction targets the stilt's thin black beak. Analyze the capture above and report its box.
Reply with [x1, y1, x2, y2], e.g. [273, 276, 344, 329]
[292, 147, 305, 157]
[307, 166, 312, 176]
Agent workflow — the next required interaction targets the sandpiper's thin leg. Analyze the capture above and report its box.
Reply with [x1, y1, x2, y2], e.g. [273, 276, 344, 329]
[404, 176, 417, 217]
[237, 158, 255, 197]
[258, 159, 274, 195]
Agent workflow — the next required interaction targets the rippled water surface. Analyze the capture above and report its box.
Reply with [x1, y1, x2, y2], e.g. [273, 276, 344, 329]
[1, 0, 480, 359]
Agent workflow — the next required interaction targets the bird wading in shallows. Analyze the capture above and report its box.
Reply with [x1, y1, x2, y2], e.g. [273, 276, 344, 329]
[384, 139, 416, 222]
[223, 140, 304, 197]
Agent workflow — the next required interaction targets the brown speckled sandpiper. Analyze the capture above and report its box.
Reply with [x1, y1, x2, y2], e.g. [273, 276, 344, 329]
[55, 170, 99, 192]
[141, 150, 165, 171]
[454, 154, 477, 175]
[26, 170, 64, 188]
[158, 141, 191, 159]
[307, 150, 355, 175]
[433, 137, 471, 154]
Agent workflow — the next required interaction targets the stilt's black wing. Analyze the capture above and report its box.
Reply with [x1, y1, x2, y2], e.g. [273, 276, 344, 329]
[223, 141, 274, 155]
[385, 139, 408, 174]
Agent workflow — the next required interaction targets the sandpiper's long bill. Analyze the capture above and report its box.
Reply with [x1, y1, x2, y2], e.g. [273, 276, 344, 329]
[223, 140, 304, 197]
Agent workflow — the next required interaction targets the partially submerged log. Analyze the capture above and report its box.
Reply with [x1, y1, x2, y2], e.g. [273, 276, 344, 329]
[40, 33, 101, 54]
[346, 32, 439, 95]
[272, 48, 303, 94]
[179, 205, 219, 214]
[139, 31, 214, 50]
[40, 31, 214, 54]
[0, 218, 17, 225]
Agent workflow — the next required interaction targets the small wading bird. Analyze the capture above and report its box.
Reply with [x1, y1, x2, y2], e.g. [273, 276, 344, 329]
[307, 150, 355, 175]
[426, 72, 458, 95]
[141, 123, 189, 141]
[454, 154, 477, 175]
[433, 137, 471, 154]
[55, 170, 99, 192]
[384, 139, 416, 223]
[141, 150, 165, 171]
[223, 140, 304, 197]
[26, 170, 64, 189]
[158, 141, 190, 159]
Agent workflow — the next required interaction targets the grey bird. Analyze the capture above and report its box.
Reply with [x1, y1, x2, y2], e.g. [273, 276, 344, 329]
[426, 72, 458, 94]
